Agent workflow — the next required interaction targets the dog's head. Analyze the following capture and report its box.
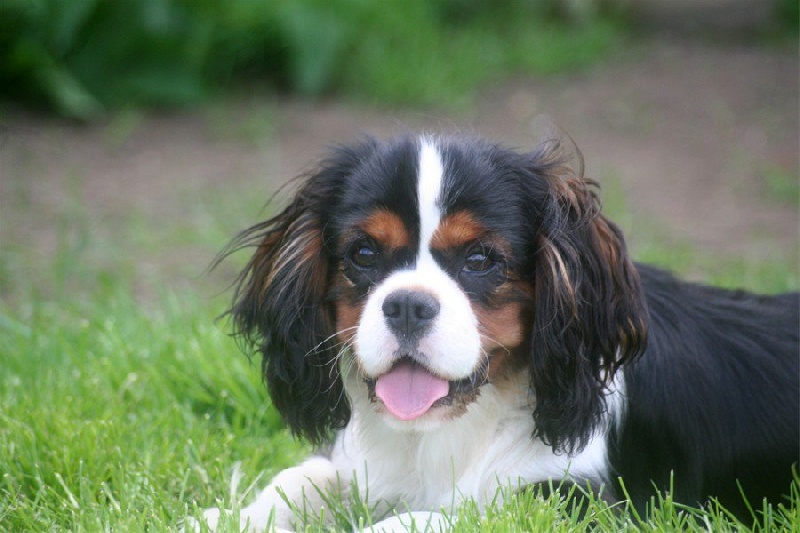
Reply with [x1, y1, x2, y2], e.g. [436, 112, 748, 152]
[226, 134, 647, 453]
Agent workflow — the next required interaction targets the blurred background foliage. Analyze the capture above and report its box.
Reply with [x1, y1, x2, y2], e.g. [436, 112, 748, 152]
[0, 0, 630, 120]
[1, 0, 796, 120]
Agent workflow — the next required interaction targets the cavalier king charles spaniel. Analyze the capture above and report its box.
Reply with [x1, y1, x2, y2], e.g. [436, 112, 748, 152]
[199, 133, 798, 531]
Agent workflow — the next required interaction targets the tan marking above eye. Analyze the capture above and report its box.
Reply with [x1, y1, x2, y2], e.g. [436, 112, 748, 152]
[358, 209, 410, 249]
[430, 211, 486, 251]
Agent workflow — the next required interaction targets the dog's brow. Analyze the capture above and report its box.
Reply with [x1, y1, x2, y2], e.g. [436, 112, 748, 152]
[358, 209, 410, 249]
[430, 211, 486, 251]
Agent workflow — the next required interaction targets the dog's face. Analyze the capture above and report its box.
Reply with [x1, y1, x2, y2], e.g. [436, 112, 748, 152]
[227, 135, 646, 453]
[333, 140, 531, 427]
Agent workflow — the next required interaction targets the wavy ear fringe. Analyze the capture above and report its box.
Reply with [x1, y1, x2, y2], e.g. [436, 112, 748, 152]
[526, 138, 648, 455]
[216, 182, 348, 445]
[214, 139, 381, 444]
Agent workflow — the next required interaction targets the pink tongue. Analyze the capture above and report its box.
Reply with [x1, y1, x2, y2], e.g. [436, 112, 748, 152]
[375, 360, 450, 421]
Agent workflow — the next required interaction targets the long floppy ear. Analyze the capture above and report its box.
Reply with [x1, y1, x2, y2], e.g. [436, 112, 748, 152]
[220, 169, 350, 445]
[525, 137, 648, 454]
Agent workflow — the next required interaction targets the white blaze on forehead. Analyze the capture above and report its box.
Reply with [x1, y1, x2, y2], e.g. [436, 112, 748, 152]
[417, 138, 444, 261]
[353, 136, 482, 382]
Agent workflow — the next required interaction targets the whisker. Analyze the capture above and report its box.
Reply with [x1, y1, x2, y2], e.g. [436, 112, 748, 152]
[320, 337, 360, 397]
[302, 325, 359, 359]
[478, 333, 511, 356]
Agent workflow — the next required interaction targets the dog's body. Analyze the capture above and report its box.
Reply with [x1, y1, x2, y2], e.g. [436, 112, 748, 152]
[202, 134, 798, 531]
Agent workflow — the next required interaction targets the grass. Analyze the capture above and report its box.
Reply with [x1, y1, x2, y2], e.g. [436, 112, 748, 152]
[0, 283, 302, 530]
[1, 159, 797, 531]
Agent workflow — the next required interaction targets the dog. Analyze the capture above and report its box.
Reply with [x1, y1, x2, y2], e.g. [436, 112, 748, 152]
[200, 133, 799, 531]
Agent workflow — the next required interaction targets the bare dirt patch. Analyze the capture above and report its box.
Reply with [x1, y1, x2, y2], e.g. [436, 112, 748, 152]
[2, 39, 797, 300]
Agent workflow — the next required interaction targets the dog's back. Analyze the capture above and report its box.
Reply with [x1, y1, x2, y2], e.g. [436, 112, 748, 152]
[611, 264, 799, 517]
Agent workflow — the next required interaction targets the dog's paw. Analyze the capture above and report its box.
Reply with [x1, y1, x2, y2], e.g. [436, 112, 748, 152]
[368, 512, 450, 532]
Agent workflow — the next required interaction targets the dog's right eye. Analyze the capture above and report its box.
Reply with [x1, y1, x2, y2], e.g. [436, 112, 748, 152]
[349, 241, 378, 269]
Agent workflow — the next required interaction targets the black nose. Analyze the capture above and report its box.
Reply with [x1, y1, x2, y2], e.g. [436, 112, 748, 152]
[382, 289, 440, 337]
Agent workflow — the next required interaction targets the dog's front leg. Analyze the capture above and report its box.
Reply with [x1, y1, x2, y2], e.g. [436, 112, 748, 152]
[199, 456, 341, 532]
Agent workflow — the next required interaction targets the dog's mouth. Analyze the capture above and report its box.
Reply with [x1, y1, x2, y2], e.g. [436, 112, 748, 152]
[364, 356, 489, 421]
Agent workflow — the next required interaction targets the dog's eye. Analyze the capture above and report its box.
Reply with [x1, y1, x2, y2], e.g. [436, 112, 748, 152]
[463, 248, 495, 273]
[349, 242, 378, 269]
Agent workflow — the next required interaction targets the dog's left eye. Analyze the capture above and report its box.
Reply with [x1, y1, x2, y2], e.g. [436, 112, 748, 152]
[463, 248, 495, 273]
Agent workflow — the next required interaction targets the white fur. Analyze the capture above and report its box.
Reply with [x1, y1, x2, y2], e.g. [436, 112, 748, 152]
[336, 368, 616, 511]
[355, 265, 480, 380]
[416, 137, 444, 263]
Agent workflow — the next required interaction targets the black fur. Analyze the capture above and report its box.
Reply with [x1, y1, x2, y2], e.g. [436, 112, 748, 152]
[611, 264, 799, 516]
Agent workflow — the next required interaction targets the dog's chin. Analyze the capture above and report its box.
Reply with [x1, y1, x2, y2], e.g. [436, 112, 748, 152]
[363, 356, 489, 430]
[374, 409, 458, 432]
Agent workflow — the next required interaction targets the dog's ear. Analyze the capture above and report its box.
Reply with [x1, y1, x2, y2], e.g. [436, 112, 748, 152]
[222, 169, 350, 445]
[524, 137, 648, 454]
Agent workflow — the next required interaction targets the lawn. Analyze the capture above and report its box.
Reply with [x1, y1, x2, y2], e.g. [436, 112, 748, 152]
[1, 166, 797, 531]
